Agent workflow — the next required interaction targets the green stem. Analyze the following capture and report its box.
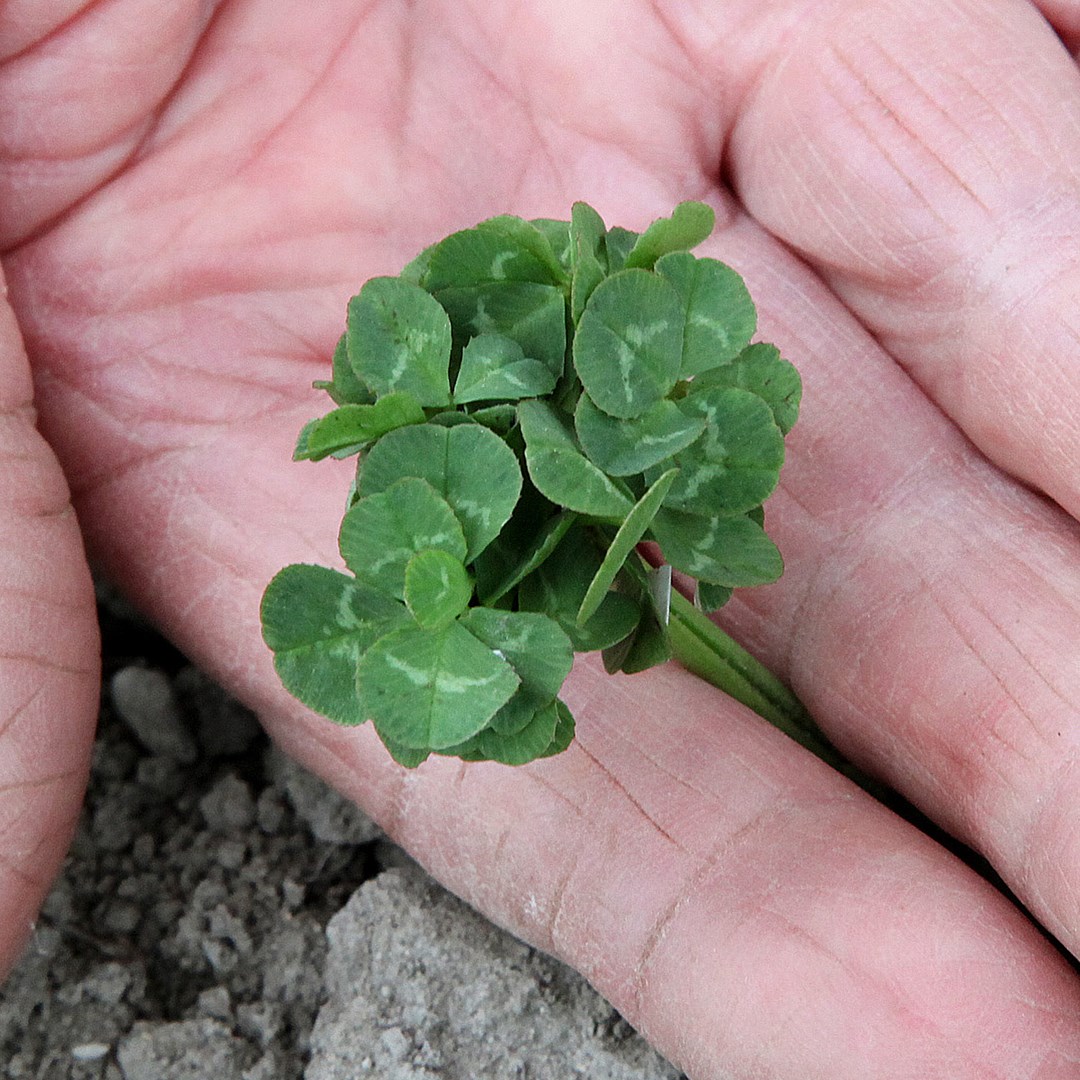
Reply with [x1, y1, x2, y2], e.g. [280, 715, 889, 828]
[666, 590, 886, 797]
[666, 592, 1001, 859]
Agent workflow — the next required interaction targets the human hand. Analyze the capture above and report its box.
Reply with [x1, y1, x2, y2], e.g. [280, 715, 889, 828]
[0, 266, 98, 973]
[4, 2, 1080, 1074]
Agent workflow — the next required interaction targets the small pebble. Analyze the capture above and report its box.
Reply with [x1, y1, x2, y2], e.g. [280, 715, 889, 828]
[255, 788, 286, 834]
[131, 834, 156, 866]
[110, 667, 198, 764]
[100, 900, 142, 936]
[135, 756, 185, 799]
[237, 1001, 282, 1046]
[80, 962, 133, 1006]
[199, 774, 257, 833]
[280, 879, 305, 910]
[90, 802, 137, 854]
[71, 1042, 111, 1062]
[197, 986, 233, 1022]
[265, 746, 380, 845]
[216, 839, 248, 871]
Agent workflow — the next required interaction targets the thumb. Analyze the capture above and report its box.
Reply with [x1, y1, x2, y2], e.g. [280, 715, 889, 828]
[0, 265, 98, 977]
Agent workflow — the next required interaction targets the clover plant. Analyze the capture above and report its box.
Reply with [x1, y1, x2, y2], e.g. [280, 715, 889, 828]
[261, 202, 847, 772]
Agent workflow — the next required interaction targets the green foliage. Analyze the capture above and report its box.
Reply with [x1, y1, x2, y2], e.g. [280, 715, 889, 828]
[358, 621, 520, 751]
[573, 269, 684, 419]
[518, 400, 634, 519]
[356, 423, 522, 560]
[655, 252, 757, 375]
[623, 201, 717, 271]
[686, 342, 802, 434]
[262, 201, 802, 767]
[661, 387, 785, 516]
[404, 549, 473, 630]
[453, 334, 556, 404]
[436, 282, 566, 374]
[347, 278, 453, 406]
[516, 523, 643, 651]
[574, 395, 704, 476]
[260, 564, 410, 725]
[458, 608, 574, 734]
[338, 476, 468, 596]
[294, 394, 426, 462]
[576, 469, 677, 626]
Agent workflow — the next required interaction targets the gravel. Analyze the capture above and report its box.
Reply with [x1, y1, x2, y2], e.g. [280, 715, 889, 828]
[0, 582, 682, 1079]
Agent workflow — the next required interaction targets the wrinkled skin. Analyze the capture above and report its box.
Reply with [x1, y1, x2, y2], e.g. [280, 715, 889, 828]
[4, 2, 1080, 1074]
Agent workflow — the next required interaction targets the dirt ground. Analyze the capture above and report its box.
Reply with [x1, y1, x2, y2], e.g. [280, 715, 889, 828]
[1, 582, 682, 1080]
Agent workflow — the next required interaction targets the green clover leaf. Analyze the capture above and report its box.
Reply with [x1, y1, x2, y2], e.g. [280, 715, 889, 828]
[622, 201, 716, 271]
[444, 698, 563, 766]
[476, 509, 577, 606]
[404, 549, 473, 630]
[517, 525, 643, 652]
[294, 393, 425, 462]
[573, 269, 684, 419]
[313, 332, 375, 406]
[695, 580, 734, 613]
[261, 564, 410, 724]
[574, 394, 705, 476]
[435, 280, 567, 376]
[422, 215, 569, 291]
[528, 217, 573, 269]
[603, 226, 641, 273]
[347, 277, 453, 407]
[602, 606, 673, 675]
[663, 387, 785, 516]
[576, 468, 678, 626]
[452, 334, 556, 404]
[338, 477, 468, 599]
[569, 201, 608, 323]
[686, 342, 802, 434]
[650, 507, 784, 587]
[518, 400, 633, 520]
[357, 422, 522, 561]
[655, 252, 757, 375]
[459, 608, 574, 736]
[358, 622, 520, 751]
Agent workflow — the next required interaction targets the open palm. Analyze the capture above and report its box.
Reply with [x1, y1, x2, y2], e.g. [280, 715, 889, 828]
[5, 1, 1080, 1074]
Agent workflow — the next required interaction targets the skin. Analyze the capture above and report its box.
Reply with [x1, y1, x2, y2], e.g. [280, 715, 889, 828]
[3, 0, 1080, 1074]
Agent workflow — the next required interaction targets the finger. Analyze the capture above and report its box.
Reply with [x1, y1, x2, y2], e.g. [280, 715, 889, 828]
[0, 0, 211, 247]
[663, 0, 1080, 960]
[662, 203, 1080, 976]
[719, 0, 1080, 523]
[1036, 1, 1080, 51]
[0, 268, 98, 977]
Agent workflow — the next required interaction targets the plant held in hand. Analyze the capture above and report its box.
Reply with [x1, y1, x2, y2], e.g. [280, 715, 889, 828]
[261, 202, 841, 771]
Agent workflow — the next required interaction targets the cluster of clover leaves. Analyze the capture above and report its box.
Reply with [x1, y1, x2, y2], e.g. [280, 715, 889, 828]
[260, 201, 801, 768]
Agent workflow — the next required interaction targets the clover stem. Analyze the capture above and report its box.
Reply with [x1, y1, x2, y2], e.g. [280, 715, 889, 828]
[666, 590, 884, 795]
